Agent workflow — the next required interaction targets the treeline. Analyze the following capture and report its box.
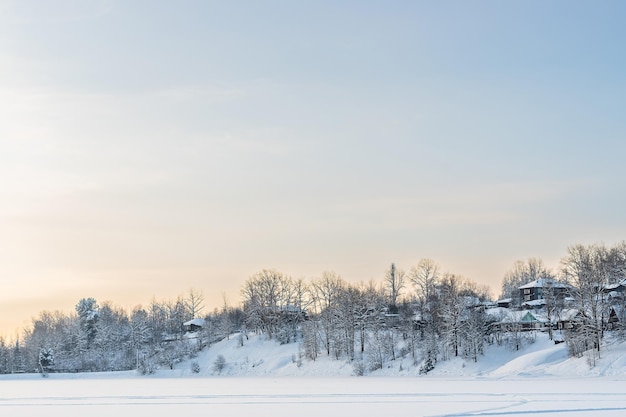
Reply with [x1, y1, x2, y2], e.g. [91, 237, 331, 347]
[0, 290, 244, 375]
[240, 242, 626, 372]
[2, 241, 625, 375]
[241, 264, 492, 374]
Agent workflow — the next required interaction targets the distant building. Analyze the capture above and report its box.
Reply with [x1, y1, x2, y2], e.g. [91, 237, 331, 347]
[519, 278, 570, 304]
[604, 279, 626, 299]
[485, 307, 547, 332]
[183, 318, 205, 333]
[496, 298, 512, 308]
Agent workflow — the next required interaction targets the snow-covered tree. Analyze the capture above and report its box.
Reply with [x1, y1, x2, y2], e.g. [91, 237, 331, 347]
[462, 306, 486, 362]
[438, 273, 465, 359]
[561, 243, 615, 359]
[38, 347, 54, 376]
[0, 338, 8, 374]
[75, 298, 100, 352]
[241, 269, 300, 341]
[309, 272, 345, 356]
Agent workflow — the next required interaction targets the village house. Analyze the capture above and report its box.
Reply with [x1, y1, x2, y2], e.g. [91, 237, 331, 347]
[519, 278, 571, 308]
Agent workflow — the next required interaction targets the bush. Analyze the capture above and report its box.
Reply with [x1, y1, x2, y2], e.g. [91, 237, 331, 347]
[353, 361, 366, 376]
[191, 361, 200, 374]
[137, 357, 156, 375]
[419, 357, 435, 375]
[213, 355, 226, 374]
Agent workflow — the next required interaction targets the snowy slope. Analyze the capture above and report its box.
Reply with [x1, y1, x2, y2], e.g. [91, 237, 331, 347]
[154, 331, 626, 379]
[160, 333, 355, 377]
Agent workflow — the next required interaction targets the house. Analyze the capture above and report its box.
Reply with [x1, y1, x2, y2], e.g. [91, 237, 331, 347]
[518, 311, 545, 330]
[485, 308, 547, 332]
[496, 298, 512, 308]
[604, 279, 626, 300]
[183, 317, 205, 333]
[522, 299, 546, 310]
[519, 278, 570, 306]
[607, 306, 626, 330]
[555, 309, 585, 330]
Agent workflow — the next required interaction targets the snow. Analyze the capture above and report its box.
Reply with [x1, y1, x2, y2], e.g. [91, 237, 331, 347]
[522, 299, 546, 307]
[183, 317, 206, 327]
[3, 332, 626, 416]
[519, 278, 569, 289]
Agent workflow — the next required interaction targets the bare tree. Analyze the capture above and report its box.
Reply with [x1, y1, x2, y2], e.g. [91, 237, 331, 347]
[462, 306, 486, 362]
[410, 259, 439, 305]
[438, 273, 465, 359]
[184, 288, 205, 320]
[310, 271, 345, 356]
[241, 269, 296, 340]
[409, 259, 441, 368]
[561, 244, 609, 360]
[384, 263, 406, 309]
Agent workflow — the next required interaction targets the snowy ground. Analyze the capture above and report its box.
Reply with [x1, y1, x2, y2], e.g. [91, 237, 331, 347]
[1, 377, 626, 417]
[3, 333, 626, 416]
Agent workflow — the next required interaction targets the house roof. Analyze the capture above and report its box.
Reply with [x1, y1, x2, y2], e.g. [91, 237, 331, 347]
[519, 278, 569, 290]
[183, 318, 205, 327]
[520, 311, 542, 322]
[522, 299, 546, 307]
[559, 309, 582, 322]
[485, 308, 546, 323]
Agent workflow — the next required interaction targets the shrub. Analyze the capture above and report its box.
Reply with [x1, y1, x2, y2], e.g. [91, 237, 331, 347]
[213, 355, 226, 374]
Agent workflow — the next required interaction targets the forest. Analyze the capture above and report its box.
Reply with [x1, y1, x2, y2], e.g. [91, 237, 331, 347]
[1, 241, 625, 376]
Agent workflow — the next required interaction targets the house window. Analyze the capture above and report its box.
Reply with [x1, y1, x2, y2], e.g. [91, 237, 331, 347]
[524, 289, 530, 295]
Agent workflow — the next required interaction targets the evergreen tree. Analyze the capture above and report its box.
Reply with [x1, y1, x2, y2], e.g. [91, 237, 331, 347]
[75, 298, 100, 352]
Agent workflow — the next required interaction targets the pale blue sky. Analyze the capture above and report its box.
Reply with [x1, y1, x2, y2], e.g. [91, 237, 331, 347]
[1, 0, 626, 335]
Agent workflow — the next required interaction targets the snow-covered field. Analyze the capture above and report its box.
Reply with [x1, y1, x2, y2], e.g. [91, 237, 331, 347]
[2, 376, 626, 417]
[3, 333, 626, 416]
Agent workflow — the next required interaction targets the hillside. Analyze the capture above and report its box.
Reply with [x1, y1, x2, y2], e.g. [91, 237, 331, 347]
[151, 331, 626, 379]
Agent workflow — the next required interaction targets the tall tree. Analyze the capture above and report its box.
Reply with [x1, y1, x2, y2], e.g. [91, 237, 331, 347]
[241, 269, 295, 340]
[184, 288, 206, 320]
[410, 259, 439, 307]
[410, 259, 441, 365]
[561, 243, 610, 358]
[310, 271, 345, 356]
[438, 273, 465, 359]
[75, 298, 99, 352]
[384, 263, 405, 309]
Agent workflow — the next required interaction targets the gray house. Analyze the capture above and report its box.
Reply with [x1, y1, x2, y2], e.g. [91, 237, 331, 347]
[519, 278, 570, 307]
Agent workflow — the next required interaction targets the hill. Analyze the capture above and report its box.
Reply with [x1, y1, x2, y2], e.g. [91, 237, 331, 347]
[152, 331, 626, 379]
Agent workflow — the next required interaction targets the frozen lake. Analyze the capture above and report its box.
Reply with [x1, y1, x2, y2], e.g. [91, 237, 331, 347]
[1, 376, 625, 417]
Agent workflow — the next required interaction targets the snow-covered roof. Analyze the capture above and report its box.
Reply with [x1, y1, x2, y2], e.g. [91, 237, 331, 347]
[463, 296, 480, 307]
[522, 299, 546, 307]
[485, 308, 547, 323]
[519, 278, 569, 290]
[520, 311, 545, 323]
[559, 309, 581, 322]
[183, 318, 206, 327]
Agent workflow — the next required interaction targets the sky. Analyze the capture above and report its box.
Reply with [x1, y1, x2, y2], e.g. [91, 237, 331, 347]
[1, 0, 626, 337]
